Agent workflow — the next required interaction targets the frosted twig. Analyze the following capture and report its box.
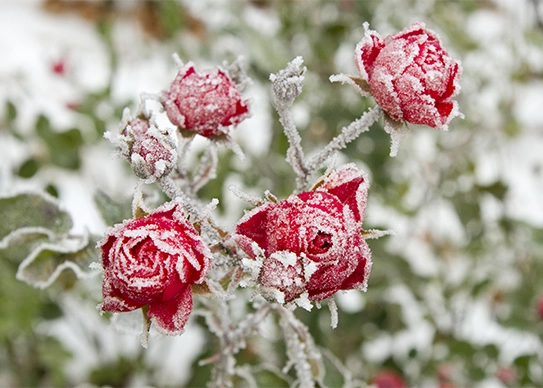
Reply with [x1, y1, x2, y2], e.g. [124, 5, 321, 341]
[191, 143, 218, 193]
[270, 57, 309, 192]
[306, 105, 382, 176]
[320, 347, 358, 388]
[156, 176, 200, 220]
[276, 307, 324, 387]
[174, 136, 194, 185]
[196, 300, 275, 387]
[328, 297, 338, 329]
[228, 185, 265, 207]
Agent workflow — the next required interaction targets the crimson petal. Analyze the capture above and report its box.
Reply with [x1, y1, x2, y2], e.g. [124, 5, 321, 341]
[147, 285, 193, 336]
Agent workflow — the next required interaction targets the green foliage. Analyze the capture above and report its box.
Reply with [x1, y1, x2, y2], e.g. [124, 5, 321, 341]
[94, 190, 133, 226]
[0, 192, 72, 241]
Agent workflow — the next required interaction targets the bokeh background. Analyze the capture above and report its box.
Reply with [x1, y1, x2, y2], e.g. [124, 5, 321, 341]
[1, 0, 542, 387]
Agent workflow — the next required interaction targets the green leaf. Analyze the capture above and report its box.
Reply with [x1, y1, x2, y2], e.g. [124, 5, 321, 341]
[5, 100, 17, 123]
[16, 233, 101, 289]
[0, 192, 73, 244]
[477, 181, 508, 201]
[0, 231, 51, 263]
[93, 190, 132, 226]
[17, 158, 39, 178]
[35, 114, 83, 170]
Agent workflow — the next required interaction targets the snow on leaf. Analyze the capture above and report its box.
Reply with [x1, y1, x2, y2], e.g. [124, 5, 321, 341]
[16, 233, 101, 289]
[0, 192, 72, 244]
[329, 73, 372, 96]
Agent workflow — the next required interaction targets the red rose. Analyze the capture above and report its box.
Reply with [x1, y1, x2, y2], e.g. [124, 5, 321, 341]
[99, 201, 212, 335]
[234, 164, 372, 303]
[122, 117, 177, 181]
[160, 62, 250, 138]
[355, 21, 461, 130]
[538, 295, 543, 321]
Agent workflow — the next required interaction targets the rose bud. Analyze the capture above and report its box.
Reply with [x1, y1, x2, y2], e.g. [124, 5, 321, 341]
[160, 62, 250, 138]
[98, 201, 212, 335]
[355, 21, 462, 130]
[234, 164, 372, 304]
[121, 117, 178, 182]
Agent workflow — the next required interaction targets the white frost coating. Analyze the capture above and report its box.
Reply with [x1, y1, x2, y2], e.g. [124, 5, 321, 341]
[293, 292, 312, 312]
[269, 251, 298, 267]
[382, 112, 408, 157]
[329, 73, 371, 97]
[16, 233, 97, 289]
[228, 185, 265, 206]
[0, 226, 56, 249]
[327, 297, 338, 329]
[269, 56, 306, 108]
[307, 106, 382, 174]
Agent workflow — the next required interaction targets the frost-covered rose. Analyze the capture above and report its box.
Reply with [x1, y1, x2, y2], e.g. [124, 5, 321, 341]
[99, 201, 212, 335]
[355, 21, 461, 130]
[160, 62, 250, 138]
[121, 117, 177, 182]
[234, 164, 372, 303]
[538, 296, 543, 321]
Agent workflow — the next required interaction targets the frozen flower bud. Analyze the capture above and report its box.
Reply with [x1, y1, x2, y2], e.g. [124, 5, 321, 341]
[270, 56, 306, 108]
[160, 61, 250, 138]
[98, 201, 212, 335]
[121, 117, 178, 182]
[234, 164, 372, 305]
[538, 295, 543, 321]
[355, 22, 462, 130]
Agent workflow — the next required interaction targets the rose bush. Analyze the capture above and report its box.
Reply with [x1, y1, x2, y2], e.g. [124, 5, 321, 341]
[355, 21, 461, 130]
[98, 201, 212, 335]
[160, 62, 250, 138]
[234, 164, 372, 303]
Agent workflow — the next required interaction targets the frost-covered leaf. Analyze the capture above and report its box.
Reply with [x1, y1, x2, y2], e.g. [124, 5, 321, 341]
[16, 233, 100, 289]
[329, 73, 371, 96]
[0, 231, 51, 263]
[0, 192, 72, 244]
[382, 112, 408, 157]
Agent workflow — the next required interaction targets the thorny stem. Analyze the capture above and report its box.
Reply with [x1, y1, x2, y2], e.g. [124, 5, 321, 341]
[277, 103, 381, 192]
[201, 299, 273, 388]
[273, 99, 309, 191]
[157, 176, 200, 219]
[307, 105, 382, 175]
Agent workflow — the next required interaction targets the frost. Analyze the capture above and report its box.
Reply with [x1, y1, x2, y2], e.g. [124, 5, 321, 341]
[229, 184, 266, 207]
[382, 112, 408, 157]
[16, 233, 100, 289]
[328, 297, 338, 329]
[329, 73, 371, 96]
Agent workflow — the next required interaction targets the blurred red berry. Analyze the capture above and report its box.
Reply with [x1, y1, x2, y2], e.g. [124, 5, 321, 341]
[51, 58, 66, 75]
[372, 370, 406, 388]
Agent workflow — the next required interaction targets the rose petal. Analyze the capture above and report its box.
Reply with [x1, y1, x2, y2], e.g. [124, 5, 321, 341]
[321, 163, 369, 224]
[147, 285, 193, 335]
[355, 25, 384, 81]
[235, 202, 274, 257]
